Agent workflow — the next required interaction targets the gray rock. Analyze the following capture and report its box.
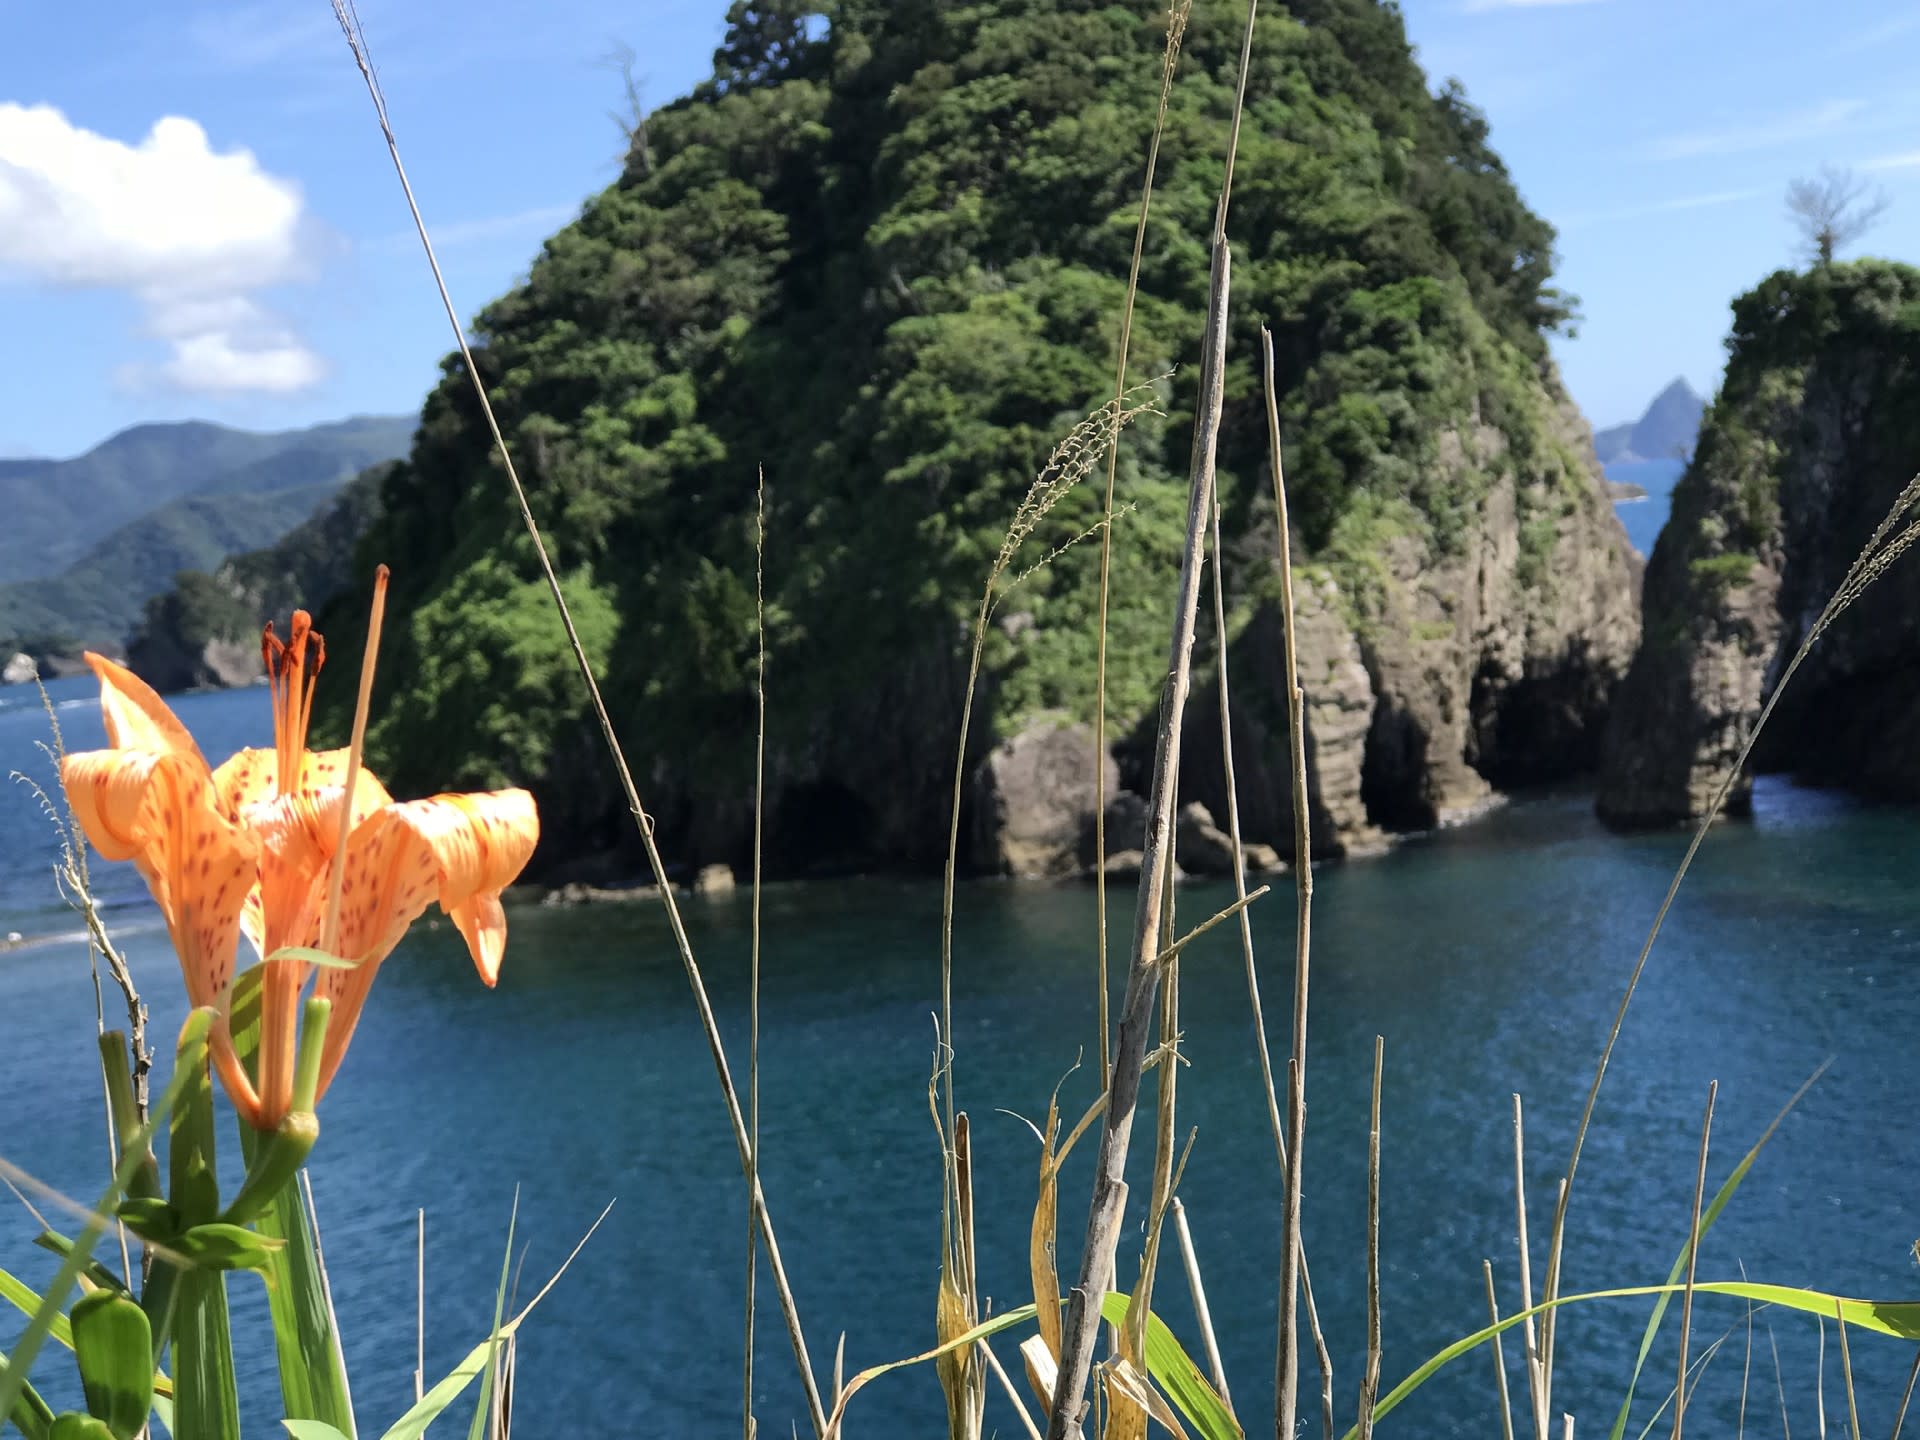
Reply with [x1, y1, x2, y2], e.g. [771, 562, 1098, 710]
[1242, 841, 1286, 874]
[1176, 801, 1237, 876]
[972, 715, 1117, 878]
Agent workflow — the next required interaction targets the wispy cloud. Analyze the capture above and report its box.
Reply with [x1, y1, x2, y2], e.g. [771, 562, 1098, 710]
[1829, 11, 1920, 55]
[1863, 149, 1920, 173]
[1461, 0, 1603, 11]
[0, 103, 324, 393]
[1560, 187, 1768, 231]
[186, 3, 340, 70]
[372, 204, 579, 255]
[1652, 99, 1867, 160]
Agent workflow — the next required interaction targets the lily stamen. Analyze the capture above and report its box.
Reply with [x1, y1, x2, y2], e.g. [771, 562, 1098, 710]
[321, 565, 390, 960]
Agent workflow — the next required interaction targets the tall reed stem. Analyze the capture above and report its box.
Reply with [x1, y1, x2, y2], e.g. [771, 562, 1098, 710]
[1262, 319, 1318, 1440]
[328, 9, 825, 1432]
[1092, 0, 1192, 1083]
[1044, 233, 1232, 1440]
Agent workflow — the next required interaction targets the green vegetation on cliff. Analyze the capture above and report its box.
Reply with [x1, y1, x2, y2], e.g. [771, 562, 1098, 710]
[321, 0, 1582, 861]
[1600, 258, 1920, 825]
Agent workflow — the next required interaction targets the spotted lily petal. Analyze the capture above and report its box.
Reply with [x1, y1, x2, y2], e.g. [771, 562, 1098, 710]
[83, 653, 207, 768]
[60, 745, 263, 1123]
[314, 788, 538, 1098]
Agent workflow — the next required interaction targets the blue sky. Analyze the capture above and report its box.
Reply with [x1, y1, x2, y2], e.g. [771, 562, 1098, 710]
[2, 1, 1917, 459]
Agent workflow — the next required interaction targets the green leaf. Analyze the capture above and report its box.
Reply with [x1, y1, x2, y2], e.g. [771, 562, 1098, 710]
[1099, 1292, 1242, 1440]
[47, 1413, 116, 1440]
[282, 1421, 355, 1440]
[70, 1291, 153, 1440]
[1607, 1068, 1824, 1440]
[0, 1010, 209, 1432]
[263, 947, 358, 971]
[114, 1198, 179, 1245]
[0, 1268, 72, 1351]
[171, 1223, 286, 1276]
[1348, 1280, 1920, 1439]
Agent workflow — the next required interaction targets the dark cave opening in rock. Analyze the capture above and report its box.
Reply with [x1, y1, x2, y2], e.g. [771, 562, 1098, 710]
[1361, 698, 1435, 831]
[772, 779, 881, 873]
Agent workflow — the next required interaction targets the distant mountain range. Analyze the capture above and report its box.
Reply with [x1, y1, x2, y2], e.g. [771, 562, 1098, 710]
[0, 417, 413, 653]
[1593, 378, 1705, 466]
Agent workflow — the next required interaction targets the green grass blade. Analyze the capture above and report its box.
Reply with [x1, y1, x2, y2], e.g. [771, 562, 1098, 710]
[0, 1270, 72, 1351]
[377, 1201, 611, 1440]
[1350, 1281, 1920, 1439]
[282, 1421, 354, 1439]
[465, 1190, 518, 1440]
[0, 1012, 208, 1430]
[1607, 1067, 1827, 1440]
[1099, 1291, 1242, 1440]
[0, 1354, 54, 1440]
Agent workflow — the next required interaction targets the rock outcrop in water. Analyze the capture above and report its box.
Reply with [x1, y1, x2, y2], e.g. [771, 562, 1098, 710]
[1599, 261, 1920, 826]
[312, 0, 1640, 878]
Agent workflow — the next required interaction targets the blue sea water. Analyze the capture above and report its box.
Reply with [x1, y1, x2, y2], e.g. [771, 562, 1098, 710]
[1608, 457, 1688, 558]
[2, 678, 1917, 1437]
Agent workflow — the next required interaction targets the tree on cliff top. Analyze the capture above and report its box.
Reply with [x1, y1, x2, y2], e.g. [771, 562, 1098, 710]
[1787, 165, 1889, 266]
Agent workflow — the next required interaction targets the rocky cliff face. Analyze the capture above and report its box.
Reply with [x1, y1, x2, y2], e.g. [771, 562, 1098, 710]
[1160, 376, 1640, 872]
[1598, 261, 1920, 826]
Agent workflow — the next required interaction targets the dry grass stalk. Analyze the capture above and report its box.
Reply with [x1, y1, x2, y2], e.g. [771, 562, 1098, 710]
[415, 1208, 426, 1405]
[15, 674, 152, 1289]
[1021, 1078, 1106, 1409]
[1766, 1308, 1792, 1440]
[981, 1337, 1045, 1440]
[326, 7, 826, 1431]
[1358, 1036, 1384, 1440]
[745, 469, 768, 1440]
[1833, 1301, 1861, 1440]
[1043, 231, 1233, 1440]
[1093, 0, 1194, 1084]
[935, 1113, 986, 1440]
[1892, 1354, 1920, 1440]
[1672, 1081, 1717, 1440]
[1259, 311, 1324, 1440]
[1202, 431, 1336, 1438]
[1170, 1198, 1230, 1409]
[1514, 1095, 1549, 1440]
[1485, 1260, 1518, 1440]
[1539, 470, 1920, 1407]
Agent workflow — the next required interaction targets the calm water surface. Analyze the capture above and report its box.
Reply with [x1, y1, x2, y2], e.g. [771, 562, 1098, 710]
[2, 679, 1916, 1436]
[1608, 457, 1687, 557]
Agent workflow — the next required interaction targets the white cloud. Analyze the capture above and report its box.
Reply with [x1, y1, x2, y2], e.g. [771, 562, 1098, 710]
[1560, 187, 1768, 230]
[373, 203, 579, 255]
[1652, 99, 1868, 161]
[0, 102, 323, 393]
[1863, 149, 1920, 172]
[1461, 0, 1602, 11]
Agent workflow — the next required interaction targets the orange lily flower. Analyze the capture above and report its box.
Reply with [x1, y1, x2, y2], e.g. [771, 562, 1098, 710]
[61, 600, 537, 1130]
